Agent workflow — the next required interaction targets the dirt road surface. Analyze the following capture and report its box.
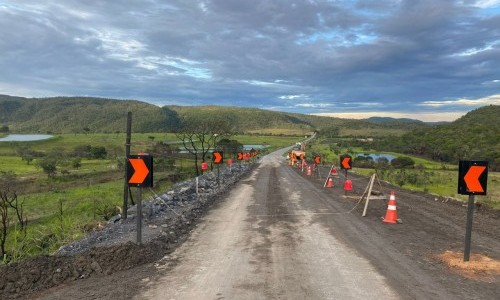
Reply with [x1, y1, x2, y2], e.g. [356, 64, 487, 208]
[34, 147, 499, 299]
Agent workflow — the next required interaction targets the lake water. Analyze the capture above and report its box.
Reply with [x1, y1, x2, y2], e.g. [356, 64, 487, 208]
[357, 153, 395, 161]
[0, 134, 54, 142]
[243, 144, 270, 150]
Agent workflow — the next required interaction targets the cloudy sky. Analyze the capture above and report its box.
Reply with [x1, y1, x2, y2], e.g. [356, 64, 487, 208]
[0, 0, 499, 121]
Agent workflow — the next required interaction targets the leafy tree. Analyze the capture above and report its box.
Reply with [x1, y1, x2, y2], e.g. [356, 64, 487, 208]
[72, 145, 107, 159]
[218, 139, 243, 158]
[16, 145, 43, 165]
[90, 146, 107, 159]
[73, 145, 92, 157]
[391, 156, 415, 169]
[37, 158, 58, 178]
[354, 156, 375, 168]
[71, 158, 82, 169]
[319, 126, 340, 138]
[376, 157, 390, 168]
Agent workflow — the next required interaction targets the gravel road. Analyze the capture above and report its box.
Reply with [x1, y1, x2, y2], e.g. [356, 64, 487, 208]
[138, 148, 400, 299]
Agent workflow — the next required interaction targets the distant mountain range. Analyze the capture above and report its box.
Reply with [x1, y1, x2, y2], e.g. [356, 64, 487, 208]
[0, 95, 426, 135]
[364, 117, 424, 124]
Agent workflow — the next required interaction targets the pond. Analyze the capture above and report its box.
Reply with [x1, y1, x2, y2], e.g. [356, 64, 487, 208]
[0, 134, 54, 142]
[243, 144, 270, 150]
[356, 153, 395, 161]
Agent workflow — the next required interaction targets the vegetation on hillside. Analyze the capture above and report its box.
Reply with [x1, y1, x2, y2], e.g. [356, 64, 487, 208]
[0, 95, 423, 135]
[0, 95, 176, 133]
[370, 105, 500, 170]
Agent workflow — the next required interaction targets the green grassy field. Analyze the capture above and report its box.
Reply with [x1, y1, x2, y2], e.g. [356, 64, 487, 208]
[246, 128, 312, 136]
[340, 128, 408, 137]
[0, 133, 179, 155]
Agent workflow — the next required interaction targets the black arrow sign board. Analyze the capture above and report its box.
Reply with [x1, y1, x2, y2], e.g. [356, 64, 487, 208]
[458, 160, 488, 195]
[127, 155, 154, 188]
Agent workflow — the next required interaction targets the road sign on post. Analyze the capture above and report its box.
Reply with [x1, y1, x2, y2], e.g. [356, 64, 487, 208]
[127, 155, 153, 187]
[212, 151, 223, 185]
[340, 154, 352, 194]
[126, 154, 153, 245]
[458, 160, 488, 262]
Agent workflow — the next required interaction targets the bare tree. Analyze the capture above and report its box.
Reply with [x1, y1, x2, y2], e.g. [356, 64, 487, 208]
[0, 188, 27, 259]
[176, 130, 200, 175]
[0, 191, 8, 259]
[7, 191, 27, 231]
[175, 117, 231, 176]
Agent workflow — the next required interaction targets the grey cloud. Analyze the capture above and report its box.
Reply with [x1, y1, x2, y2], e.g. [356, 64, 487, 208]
[0, 0, 498, 117]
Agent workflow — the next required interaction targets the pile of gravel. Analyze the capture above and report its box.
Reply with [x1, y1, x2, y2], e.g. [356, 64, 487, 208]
[58, 162, 253, 255]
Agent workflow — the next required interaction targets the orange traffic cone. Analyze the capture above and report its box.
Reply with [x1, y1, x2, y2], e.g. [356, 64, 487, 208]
[326, 177, 334, 188]
[330, 168, 338, 176]
[383, 191, 399, 224]
[344, 179, 353, 191]
[306, 166, 311, 176]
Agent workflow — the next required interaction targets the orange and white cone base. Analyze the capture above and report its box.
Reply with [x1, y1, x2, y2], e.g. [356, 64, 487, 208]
[383, 191, 399, 224]
[326, 177, 334, 188]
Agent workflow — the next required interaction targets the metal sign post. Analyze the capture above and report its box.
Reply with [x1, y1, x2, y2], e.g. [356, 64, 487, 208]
[463, 194, 475, 261]
[136, 187, 142, 245]
[217, 164, 220, 186]
[127, 154, 153, 245]
[196, 176, 199, 197]
[122, 112, 132, 220]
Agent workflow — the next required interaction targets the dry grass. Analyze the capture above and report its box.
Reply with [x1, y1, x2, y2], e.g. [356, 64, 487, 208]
[436, 250, 500, 282]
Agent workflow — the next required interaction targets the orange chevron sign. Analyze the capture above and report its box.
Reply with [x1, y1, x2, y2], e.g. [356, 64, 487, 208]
[340, 154, 352, 170]
[213, 151, 223, 164]
[127, 155, 153, 187]
[458, 161, 488, 195]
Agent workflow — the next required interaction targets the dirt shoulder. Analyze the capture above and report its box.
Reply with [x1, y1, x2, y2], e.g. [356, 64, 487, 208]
[309, 166, 500, 299]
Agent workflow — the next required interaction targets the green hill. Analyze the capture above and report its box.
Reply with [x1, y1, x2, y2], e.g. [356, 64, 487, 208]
[165, 105, 314, 133]
[364, 117, 425, 125]
[0, 95, 177, 133]
[372, 105, 500, 170]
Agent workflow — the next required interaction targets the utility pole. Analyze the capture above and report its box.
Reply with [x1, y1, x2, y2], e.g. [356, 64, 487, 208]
[122, 112, 132, 220]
